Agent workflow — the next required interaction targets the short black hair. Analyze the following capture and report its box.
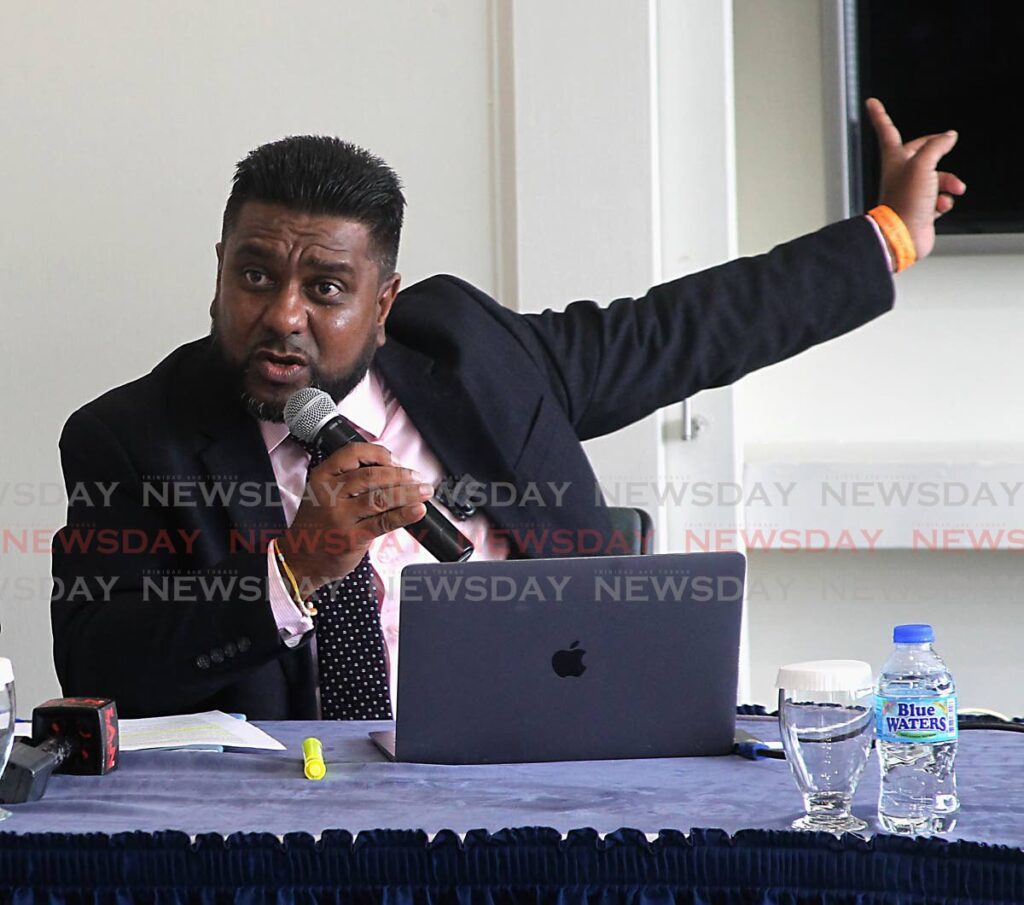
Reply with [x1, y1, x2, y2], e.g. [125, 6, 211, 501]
[222, 135, 406, 279]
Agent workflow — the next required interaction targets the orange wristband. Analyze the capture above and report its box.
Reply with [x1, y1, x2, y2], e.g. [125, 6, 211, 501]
[867, 205, 917, 273]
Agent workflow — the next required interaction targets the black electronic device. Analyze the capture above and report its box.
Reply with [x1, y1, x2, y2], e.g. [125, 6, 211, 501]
[0, 697, 119, 804]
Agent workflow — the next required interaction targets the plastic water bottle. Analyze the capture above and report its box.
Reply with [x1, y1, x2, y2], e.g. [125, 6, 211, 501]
[875, 624, 959, 834]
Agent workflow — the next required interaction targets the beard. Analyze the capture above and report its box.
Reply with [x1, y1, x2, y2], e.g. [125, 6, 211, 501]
[208, 317, 378, 423]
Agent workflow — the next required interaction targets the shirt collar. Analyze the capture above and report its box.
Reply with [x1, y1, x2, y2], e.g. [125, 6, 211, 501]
[258, 366, 387, 454]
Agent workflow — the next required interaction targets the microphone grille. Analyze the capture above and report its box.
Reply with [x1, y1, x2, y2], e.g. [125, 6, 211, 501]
[284, 388, 337, 442]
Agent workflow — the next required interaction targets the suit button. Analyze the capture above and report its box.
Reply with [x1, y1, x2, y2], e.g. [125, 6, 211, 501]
[195, 654, 211, 670]
[210, 648, 224, 664]
[223, 642, 237, 658]
[237, 636, 251, 652]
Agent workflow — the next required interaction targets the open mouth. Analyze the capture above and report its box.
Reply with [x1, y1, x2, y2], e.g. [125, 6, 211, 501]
[255, 349, 308, 367]
[252, 349, 310, 384]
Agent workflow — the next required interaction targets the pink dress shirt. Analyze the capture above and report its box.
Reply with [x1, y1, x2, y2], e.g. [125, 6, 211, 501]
[260, 365, 509, 712]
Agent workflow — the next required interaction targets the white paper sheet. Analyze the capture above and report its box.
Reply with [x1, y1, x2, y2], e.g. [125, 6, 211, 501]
[117, 711, 285, 751]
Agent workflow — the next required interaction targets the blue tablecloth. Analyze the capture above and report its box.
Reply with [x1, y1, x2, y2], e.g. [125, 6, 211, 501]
[4, 717, 1022, 842]
[1, 718, 1023, 903]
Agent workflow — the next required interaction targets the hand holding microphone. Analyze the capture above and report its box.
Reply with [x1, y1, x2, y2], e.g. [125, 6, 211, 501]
[278, 388, 473, 593]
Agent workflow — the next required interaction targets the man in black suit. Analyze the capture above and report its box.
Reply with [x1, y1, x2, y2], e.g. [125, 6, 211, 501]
[51, 100, 964, 719]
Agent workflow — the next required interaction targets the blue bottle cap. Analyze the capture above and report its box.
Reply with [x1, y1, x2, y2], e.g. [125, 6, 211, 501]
[893, 623, 934, 643]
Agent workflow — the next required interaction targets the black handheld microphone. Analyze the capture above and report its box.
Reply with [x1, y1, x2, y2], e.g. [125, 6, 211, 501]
[284, 387, 474, 563]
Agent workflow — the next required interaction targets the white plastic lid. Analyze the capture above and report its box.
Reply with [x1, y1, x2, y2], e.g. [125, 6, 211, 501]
[775, 659, 873, 692]
[0, 658, 12, 686]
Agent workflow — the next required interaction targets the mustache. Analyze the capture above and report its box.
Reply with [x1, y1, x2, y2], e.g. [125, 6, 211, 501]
[246, 336, 311, 356]
[249, 346, 311, 366]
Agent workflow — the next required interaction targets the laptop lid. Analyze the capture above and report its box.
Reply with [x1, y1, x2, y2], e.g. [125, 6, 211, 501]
[380, 552, 745, 764]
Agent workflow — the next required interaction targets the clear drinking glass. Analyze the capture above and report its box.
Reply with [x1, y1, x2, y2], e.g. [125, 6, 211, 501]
[777, 660, 874, 833]
[0, 658, 15, 822]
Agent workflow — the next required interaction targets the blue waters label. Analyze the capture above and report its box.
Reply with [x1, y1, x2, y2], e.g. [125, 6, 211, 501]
[876, 694, 958, 744]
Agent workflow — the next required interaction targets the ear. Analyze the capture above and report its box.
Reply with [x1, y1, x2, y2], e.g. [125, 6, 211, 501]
[211, 242, 225, 317]
[374, 272, 401, 346]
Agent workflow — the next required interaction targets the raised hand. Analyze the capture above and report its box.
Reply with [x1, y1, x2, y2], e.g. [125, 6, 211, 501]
[866, 97, 966, 261]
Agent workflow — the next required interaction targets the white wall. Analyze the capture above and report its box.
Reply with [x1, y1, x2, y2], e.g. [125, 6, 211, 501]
[1, 0, 501, 712]
[733, 0, 1024, 713]
[746, 550, 1024, 714]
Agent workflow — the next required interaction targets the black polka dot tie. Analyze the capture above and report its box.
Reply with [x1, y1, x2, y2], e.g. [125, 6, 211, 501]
[308, 552, 392, 720]
[294, 435, 392, 720]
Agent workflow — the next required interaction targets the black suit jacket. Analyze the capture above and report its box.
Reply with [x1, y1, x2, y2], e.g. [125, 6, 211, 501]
[51, 218, 893, 718]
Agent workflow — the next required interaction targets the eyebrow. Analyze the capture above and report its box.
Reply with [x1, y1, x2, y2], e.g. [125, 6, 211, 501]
[232, 241, 278, 262]
[304, 257, 356, 275]
[231, 242, 355, 275]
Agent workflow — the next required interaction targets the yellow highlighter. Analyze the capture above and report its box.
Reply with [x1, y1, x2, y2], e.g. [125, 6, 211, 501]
[302, 737, 326, 780]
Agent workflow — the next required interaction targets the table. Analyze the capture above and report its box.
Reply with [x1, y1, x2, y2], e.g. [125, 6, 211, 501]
[1, 718, 1023, 902]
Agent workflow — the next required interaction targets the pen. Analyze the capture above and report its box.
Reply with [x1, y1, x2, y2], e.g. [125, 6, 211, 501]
[302, 737, 326, 780]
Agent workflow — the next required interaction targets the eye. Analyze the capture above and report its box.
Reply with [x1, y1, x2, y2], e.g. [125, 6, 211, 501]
[242, 269, 269, 286]
[313, 280, 343, 299]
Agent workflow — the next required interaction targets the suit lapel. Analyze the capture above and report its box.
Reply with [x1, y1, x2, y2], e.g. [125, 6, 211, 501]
[375, 338, 495, 486]
[178, 340, 286, 544]
[374, 338, 557, 551]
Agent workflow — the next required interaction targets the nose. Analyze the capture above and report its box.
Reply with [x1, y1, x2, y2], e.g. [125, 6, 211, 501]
[260, 278, 307, 336]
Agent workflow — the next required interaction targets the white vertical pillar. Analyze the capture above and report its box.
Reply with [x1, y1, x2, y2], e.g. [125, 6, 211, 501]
[496, 0, 747, 698]
[655, 0, 747, 700]
[499, 0, 664, 538]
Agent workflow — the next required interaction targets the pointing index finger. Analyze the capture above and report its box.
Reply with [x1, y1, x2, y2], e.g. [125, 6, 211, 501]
[865, 97, 904, 153]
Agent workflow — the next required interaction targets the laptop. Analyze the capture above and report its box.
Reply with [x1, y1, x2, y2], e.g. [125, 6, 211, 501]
[370, 552, 746, 764]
